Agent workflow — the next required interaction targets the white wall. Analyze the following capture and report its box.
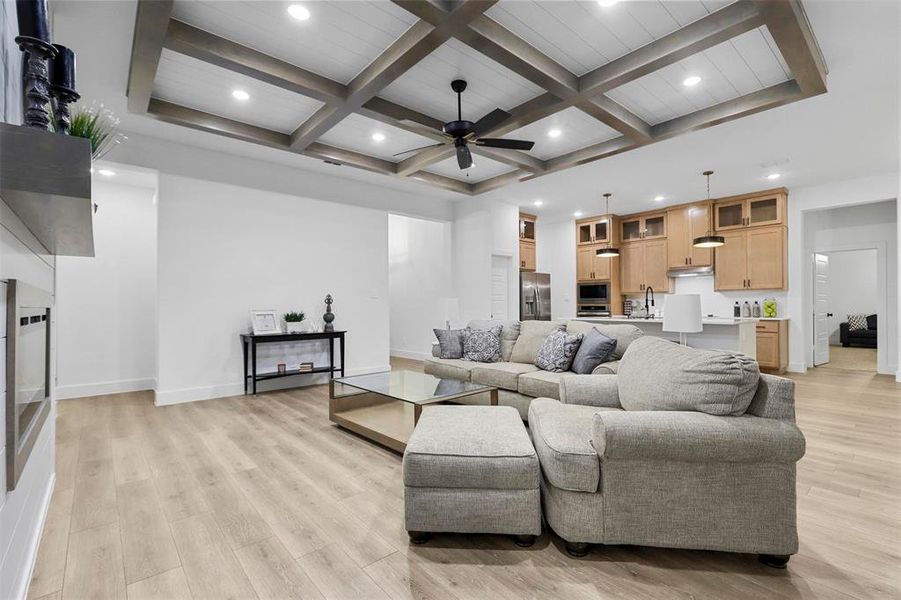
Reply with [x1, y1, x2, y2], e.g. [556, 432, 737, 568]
[56, 180, 158, 398]
[0, 0, 22, 125]
[155, 174, 390, 405]
[800, 198, 898, 375]
[388, 214, 452, 359]
[0, 200, 56, 600]
[823, 249, 878, 345]
[452, 198, 519, 324]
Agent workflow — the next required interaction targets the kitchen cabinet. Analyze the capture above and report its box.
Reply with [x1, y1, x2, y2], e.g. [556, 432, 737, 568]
[519, 212, 536, 242]
[577, 245, 611, 281]
[621, 212, 666, 242]
[520, 242, 536, 271]
[756, 319, 788, 373]
[666, 202, 712, 268]
[576, 217, 611, 245]
[714, 225, 786, 290]
[620, 239, 670, 293]
[715, 189, 786, 231]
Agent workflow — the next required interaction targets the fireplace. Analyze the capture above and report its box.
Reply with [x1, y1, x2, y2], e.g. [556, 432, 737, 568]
[5, 279, 51, 491]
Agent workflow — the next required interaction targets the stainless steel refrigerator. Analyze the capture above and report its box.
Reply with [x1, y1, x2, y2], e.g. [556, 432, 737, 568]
[520, 272, 551, 320]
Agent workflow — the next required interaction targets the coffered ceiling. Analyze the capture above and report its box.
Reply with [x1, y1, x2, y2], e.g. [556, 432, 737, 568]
[126, 0, 827, 196]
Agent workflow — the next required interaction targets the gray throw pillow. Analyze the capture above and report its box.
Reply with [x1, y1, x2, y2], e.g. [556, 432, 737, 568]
[570, 327, 617, 374]
[462, 325, 503, 363]
[433, 328, 464, 359]
[535, 329, 583, 372]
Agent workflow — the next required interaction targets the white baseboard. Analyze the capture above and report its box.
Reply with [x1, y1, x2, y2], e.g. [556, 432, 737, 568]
[56, 378, 156, 400]
[154, 364, 390, 406]
[786, 362, 807, 374]
[16, 473, 55, 600]
[390, 349, 432, 361]
[896, 369, 901, 383]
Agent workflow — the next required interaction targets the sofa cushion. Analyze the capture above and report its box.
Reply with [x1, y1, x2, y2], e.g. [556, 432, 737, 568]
[591, 360, 620, 375]
[618, 336, 760, 416]
[566, 321, 643, 360]
[424, 357, 477, 382]
[536, 329, 583, 372]
[470, 362, 540, 391]
[468, 320, 521, 361]
[403, 405, 538, 490]
[528, 398, 621, 493]
[433, 328, 464, 359]
[462, 325, 502, 362]
[866, 314, 877, 330]
[510, 321, 564, 364]
[518, 370, 563, 399]
[570, 327, 617, 374]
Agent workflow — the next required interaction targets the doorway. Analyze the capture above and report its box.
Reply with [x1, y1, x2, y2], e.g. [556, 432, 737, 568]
[812, 248, 879, 373]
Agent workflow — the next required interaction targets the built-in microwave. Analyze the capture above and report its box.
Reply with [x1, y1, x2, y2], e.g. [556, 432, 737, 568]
[577, 282, 609, 304]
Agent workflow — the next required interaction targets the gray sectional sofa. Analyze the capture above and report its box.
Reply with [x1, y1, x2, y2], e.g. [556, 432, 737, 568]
[425, 319, 644, 419]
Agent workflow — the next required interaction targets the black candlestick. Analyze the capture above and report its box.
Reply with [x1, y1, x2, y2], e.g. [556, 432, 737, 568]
[16, 0, 50, 43]
[49, 45, 79, 134]
[15, 36, 57, 130]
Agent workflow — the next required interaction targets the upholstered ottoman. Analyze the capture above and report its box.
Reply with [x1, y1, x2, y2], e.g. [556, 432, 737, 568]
[402, 405, 541, 546]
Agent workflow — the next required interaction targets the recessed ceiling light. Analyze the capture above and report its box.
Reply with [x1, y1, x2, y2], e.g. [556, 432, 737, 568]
[371, 132, 386, 142]
[97, 168, 116, 177]
[533, 200, 543, 207]
[683, 76, 702, 87]
[231, 89, 250, 101]
[767, 173, 781, 180]
[654, 195, 664, 202]
[598, 0, 618, 7]
[548, 128, 562, 138]
[573, 211, 583, 217]
[287, 4, 310, 21]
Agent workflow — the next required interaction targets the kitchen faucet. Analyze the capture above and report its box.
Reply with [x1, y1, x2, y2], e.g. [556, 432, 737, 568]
[644, 286, 655, 319]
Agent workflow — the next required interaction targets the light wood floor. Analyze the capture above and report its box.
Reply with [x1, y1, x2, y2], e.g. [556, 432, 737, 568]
[822, 345, 878, 373]
[28, 358, 900, 600]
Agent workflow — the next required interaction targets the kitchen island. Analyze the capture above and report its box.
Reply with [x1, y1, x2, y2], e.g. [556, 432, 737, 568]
[576, 316, 758, 358]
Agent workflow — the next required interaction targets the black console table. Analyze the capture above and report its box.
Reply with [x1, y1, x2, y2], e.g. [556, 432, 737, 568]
[240, 331, 346, 395]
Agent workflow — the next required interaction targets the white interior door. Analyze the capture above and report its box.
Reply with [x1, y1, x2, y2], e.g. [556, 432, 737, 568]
[813, 253, 830, 366]
[490, 256, 509, 320]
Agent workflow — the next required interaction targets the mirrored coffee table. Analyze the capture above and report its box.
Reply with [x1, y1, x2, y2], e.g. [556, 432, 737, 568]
[329, 370, 498, 453]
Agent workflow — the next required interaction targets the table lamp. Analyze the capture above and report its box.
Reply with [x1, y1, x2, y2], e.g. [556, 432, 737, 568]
[663, 294, 702, 346]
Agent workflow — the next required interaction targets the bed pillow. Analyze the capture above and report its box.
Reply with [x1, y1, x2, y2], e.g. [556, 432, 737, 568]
[535, 329, 583, 372]
[570, 327, 617, 374]
[462, 325, 503, 363]
[432, 328, 464, 359]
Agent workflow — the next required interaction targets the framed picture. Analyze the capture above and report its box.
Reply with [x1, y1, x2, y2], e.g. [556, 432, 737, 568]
[250, 310, 281, 335]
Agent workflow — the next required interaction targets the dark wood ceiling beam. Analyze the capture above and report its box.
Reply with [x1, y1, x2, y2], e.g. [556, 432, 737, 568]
[579, 1, 765, 95]
[472, 145, 546, 173]
[408, 170, 475, 195]
[289, 1, 496, 152]
[164, 20, 346, 103]
[127, 0, 174, 113]
[397, 146, 456, 177]
[147, 99, 288, 147]
[752, 0, 827, 96]
[470, 170, 527, 195]
[577, 97, 652, 142]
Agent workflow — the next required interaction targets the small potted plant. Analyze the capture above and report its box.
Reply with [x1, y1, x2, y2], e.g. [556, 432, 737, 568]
[284, 311, 306, 333]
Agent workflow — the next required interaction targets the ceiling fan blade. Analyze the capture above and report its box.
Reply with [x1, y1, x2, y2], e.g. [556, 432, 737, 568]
[476, 138, 535, 151]
[456, 143, 473, 170]
[392, 142, 446, 157]
[471, 108, 511, 137]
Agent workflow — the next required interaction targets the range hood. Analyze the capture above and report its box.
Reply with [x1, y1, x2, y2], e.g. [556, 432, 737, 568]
[0, 123, 94, 257]
[666, 265, 714, 278]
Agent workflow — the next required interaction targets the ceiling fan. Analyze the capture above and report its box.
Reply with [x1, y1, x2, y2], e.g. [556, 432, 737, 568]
[393, 79, 535, 170]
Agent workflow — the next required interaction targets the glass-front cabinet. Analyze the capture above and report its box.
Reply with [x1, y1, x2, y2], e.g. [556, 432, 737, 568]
[519, 212, 536, 241]
[621, 213, 666, 241]
[576, 217, 610, 245]
[714, 190, 785, 231]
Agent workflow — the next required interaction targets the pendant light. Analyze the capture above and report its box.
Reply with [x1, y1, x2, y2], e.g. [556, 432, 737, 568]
[693, 170, 725, 248]
[596, 193, 620, 258]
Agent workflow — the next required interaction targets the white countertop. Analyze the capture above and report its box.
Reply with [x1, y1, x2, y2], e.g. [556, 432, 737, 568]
[577, 315, 759, 326]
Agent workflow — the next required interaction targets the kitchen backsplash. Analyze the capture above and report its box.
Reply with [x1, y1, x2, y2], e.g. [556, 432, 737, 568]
[623, 275, 789, 318]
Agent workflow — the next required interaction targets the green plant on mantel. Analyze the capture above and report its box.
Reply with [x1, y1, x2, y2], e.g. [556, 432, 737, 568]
[68, 102, 127, 160]
[284, 311, 306, 322]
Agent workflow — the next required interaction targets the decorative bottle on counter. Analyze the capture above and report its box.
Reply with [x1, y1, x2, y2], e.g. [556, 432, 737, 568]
[733, 301, 740, 318]
[742, 301, 751, 318]
[752, 301, 761, 318]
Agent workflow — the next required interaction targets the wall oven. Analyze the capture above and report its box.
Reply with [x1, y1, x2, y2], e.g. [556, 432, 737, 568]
[577, 282, 611, 317]
[6, 280, 52, 491]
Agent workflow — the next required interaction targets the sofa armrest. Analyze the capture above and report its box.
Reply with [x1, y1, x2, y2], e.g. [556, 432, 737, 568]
[839, 322, 850, 345]
[559, 374, 621, 408]
[592, 411, 805, 464]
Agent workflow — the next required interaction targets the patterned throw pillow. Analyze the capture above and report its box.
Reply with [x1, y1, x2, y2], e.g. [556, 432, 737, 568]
[847, 313, 868, 331]
[535, 329, 583, 372]
[462, 326, 503, 363]
[433, 328, 464, 359]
